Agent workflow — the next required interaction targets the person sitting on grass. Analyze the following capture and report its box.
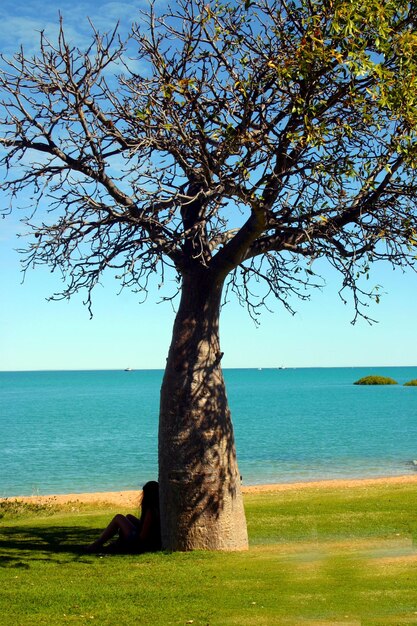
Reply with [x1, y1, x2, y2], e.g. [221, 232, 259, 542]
[86, 480, 161, 553]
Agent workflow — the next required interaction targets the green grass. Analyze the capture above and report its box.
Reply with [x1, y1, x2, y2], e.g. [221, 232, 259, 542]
[2, 483, 417, 624]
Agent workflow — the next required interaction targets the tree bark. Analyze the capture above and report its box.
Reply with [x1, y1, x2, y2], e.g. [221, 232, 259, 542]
[158, 270, 248, 551]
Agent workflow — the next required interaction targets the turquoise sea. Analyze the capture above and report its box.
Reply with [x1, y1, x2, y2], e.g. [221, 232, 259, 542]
[1, 367, 417, 497]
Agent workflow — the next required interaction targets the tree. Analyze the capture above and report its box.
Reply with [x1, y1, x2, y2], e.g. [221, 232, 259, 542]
[1, 0, 417, 550]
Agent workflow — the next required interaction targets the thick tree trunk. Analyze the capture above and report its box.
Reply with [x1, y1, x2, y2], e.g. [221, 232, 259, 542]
[158, 270, 248, 551]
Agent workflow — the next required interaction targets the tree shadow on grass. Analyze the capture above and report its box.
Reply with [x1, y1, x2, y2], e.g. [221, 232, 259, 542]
[0, 524, 104, 567]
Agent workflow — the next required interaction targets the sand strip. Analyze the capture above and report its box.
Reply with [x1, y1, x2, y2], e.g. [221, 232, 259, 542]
[2, 474, 417, 507]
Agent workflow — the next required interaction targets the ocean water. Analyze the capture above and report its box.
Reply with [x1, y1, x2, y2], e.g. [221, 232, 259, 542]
[1, 367, 417, 497]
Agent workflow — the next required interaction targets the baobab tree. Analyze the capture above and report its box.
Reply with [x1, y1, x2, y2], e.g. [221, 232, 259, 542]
[1, 0, 417, 550]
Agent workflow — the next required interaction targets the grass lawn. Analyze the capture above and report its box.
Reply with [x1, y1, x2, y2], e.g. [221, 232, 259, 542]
[2, 482, 417, 625]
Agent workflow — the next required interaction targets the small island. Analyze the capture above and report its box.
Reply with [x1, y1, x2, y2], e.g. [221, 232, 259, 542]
[354, 375, 398, 385]
[404, 379, 417, 386]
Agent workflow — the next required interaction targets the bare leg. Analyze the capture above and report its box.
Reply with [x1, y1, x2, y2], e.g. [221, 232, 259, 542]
[87, 514, 136, 552]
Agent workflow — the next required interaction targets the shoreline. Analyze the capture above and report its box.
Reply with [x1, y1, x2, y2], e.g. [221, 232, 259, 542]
[3, 474, 417, 507]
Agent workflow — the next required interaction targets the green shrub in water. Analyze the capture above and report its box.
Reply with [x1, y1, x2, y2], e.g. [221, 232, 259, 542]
[354, 375, 397, 385]
[404, 379, 417, 386]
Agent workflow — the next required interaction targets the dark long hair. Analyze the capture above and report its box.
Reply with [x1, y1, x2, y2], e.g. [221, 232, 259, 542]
[141, 480, 159, 516]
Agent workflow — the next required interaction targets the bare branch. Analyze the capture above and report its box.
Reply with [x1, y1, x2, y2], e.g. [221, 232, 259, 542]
[2, 0, 417, 320]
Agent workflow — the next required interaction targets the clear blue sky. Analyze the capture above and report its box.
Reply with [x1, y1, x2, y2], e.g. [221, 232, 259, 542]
[1, 0, 416, 372]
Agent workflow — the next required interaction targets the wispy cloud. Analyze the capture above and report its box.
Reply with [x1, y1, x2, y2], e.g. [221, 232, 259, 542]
[0, 0, 153, 57]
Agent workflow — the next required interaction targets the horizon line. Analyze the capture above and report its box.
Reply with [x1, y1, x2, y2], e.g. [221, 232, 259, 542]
[1, 365, 417, 373]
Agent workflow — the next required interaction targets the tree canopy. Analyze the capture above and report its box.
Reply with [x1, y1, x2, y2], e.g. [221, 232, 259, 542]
[1, 0, 417, 320]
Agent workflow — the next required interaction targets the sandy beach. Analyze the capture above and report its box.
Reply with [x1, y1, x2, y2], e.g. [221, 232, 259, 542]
[3, 474, 417, 508]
